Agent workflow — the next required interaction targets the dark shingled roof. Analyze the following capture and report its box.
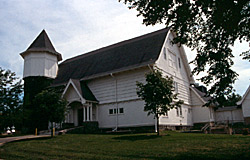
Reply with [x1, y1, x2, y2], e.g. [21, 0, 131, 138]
[53, 28, 170, 85]
[192, 87, 211, 103]
[20, 30, 62, 61]
[70, 79, 97, 102]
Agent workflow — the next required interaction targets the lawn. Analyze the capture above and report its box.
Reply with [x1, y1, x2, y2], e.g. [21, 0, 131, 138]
[0, 132, 249, 160]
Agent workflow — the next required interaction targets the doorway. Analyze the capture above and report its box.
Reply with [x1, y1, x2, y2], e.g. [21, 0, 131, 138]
[78, 108, 83, 126]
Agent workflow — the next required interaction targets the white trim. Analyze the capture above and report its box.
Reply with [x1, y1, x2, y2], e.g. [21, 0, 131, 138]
[237, 85, 250, 105]
[62, 79, 86, 104]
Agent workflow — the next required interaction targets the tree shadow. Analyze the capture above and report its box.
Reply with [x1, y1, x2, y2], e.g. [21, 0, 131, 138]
[112, 134, 163, 141]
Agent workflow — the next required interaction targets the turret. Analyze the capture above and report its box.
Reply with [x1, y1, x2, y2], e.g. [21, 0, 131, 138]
[20, 30, 62, 78]
[20, 30, 62, 130]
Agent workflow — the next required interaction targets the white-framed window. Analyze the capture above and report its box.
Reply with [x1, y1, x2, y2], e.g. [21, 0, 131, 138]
[176, 106, 182, 117]
[168, 50, 177, 69]
[109, 109, 113, 115]
[163, 47, 167, 60]
[178, 57, 181, 69]
[109, 108, 124, 115]
[179, 106, 182, 116]
[119, 108, 124, 114]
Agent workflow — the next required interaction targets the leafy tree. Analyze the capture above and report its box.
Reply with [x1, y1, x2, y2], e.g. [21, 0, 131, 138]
[136, 69, 183, 135]
[121, 0, 250, 107]
[33, 88, 67, 137]
[0, 67, 23, 131]
[224, 93, 242, 107]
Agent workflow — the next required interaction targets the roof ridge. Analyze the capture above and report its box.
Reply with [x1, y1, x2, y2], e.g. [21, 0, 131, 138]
[62, 28, 169, 64]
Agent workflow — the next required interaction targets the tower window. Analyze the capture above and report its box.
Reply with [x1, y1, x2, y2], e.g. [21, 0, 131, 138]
[178, 57, 181, 68]
[163, 47, 167, 60]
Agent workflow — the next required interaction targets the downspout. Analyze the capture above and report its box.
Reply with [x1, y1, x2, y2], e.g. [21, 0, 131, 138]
[110, 73, 118, 131]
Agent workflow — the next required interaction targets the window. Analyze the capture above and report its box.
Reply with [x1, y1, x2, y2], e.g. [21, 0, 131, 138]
[163, 47, 167, 60]
[119, 108, 124, 114]
[178, 57, 181, 68]
[179, 106, 182, 116]
[168, 50, 176, 69]
[109, 108, 124, 115]
[176, 106, 182, 117]
[176, 107, 179, 117]
[188, 108, 191, 114]
[109, 109, 113, 115]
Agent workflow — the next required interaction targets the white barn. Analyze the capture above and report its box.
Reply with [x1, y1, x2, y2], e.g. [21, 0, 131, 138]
[21, 28, 224, 130]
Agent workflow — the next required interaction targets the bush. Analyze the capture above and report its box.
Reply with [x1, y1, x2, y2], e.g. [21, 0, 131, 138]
[242, 128, 249, 135]
[82, 122, 99, 134]
[62, 123, 74, 129]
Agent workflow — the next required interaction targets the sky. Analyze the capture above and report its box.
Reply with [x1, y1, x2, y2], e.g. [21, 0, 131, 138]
[0, 0, 249, 95]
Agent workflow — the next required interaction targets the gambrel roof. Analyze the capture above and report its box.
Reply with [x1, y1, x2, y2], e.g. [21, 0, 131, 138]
[53, 28, 170, 85]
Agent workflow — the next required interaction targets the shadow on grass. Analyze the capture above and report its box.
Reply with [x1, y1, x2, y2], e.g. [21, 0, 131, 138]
[112, 134, 163, 141]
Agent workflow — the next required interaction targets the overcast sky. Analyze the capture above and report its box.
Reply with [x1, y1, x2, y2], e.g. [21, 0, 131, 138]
[0, 0, 249, 95]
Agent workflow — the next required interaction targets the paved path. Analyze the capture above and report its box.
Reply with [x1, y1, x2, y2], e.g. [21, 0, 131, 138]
[0, 135, 50, 147]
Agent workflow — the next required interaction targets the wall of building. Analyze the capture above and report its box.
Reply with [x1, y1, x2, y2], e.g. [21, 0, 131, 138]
[242, 90, 250, 118]
[87, 68, 155, 128]
[23, 52, 58, 78]
[155, 32, 191, 105]
[155, 32, 194, 126]
[97, 99, 154, 128]
[159, 104, 193, 126]
[215, 109, 244, 123]
[190, 88, 215, 123]
[87, 68, 148, 104]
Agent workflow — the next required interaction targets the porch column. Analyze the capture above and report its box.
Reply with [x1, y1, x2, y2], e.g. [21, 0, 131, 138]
[90, 104, 93, 121]
[87, 106, 90, 121]
[83, 106, 86, 122]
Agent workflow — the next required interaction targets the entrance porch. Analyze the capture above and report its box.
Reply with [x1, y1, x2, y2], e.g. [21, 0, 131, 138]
[66, 101, 97, 126]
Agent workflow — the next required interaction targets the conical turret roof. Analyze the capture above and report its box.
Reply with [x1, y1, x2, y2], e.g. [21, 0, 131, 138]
[20, 30, 62, 61]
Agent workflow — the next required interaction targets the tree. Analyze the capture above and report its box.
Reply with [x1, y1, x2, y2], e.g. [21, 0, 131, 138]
[223, 93, 242, 107]
[33, 88, 67, 137]
[0, 67, 23, 131]
[136, 69, 183, 135]
[121, 0, 250, 107]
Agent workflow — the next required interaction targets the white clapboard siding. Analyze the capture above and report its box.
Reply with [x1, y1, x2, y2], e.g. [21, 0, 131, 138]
[23, 52, 58, 78]
[190, 89, 204, 106]
[155, 32, 191, 105]
[160, 104, 193, 126]
[87, 67, 148, 104]
[98, 100, 155, 128]
[242, 91, 250, 118]
[215, 109, 244, 123]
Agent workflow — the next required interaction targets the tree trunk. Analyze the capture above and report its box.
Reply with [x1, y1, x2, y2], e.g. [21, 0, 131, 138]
[156, 114, 159, 136]
[51, 122, 53, 138]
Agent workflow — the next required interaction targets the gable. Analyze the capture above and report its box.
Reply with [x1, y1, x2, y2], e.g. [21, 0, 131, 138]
[155, 31, 194, 83]
[237, 85, 250, 105]
[190, 87, 206, 106]
[53, 28, 170, 86]
[63, 84, 83, 104]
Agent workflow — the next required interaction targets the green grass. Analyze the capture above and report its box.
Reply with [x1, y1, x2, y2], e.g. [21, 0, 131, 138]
[0, 132, 250, 160]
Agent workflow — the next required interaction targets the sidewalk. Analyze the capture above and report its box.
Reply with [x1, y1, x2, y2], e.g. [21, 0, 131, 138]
[0, 135, 50, 147]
